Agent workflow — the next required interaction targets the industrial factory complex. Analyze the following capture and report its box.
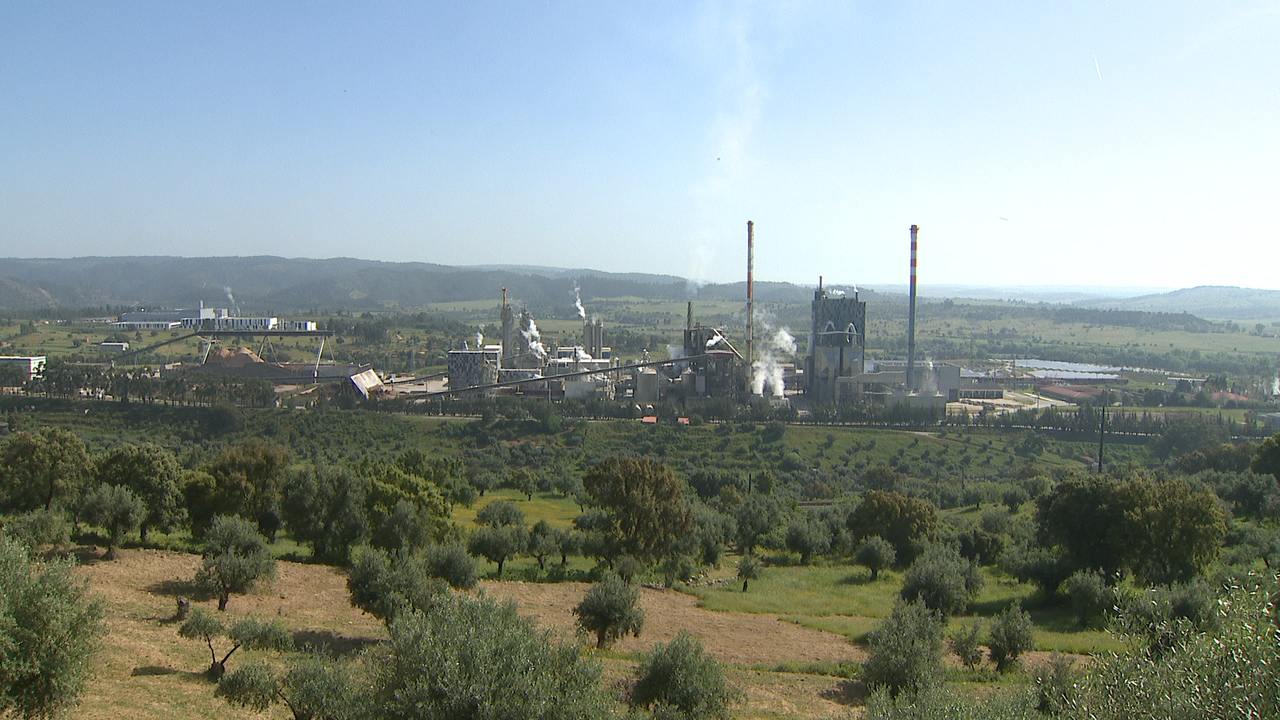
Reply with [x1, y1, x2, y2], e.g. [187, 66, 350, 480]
[432, 224, 973, 412]
[3, 223, 1041, 412]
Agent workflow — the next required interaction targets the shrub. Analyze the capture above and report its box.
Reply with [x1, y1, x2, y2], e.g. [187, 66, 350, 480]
[216, 652, 356, 719]
[0, 535, 104, 717]
[1064, 570, 1113, 627]
[368, 594, 612, 720]
[3, 507, 70, 547]
[1118, 579, 1219, 659]
[425, 542, 479, 590]
[1033, 653, 1080, 715]
[863, 600, 945, 697]
[347, 547, 451, 622]
[949, 619, 985, 669]
[574, 573, 644, 648]
[987, 601, 1035, 672]
[658, 554, 699, 587]
[1076, 578, 1279, 718]
[864, 686, 1042, 719]
[629, 632, 740, 720]
[1000, 544, 1073, 598]
[900, 545, 983, 619]
[784, 516, 831, 564]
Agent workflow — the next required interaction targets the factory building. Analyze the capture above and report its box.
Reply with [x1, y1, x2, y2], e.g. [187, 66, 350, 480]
[114, 306, 220, 330]
[805, 279, 866, 405]
[447, 347, 501, 395]
[844, 360, 961, 408]
[583, 316, 605, 359]
[0, 356, 45, 385]
[189, 316, 279, 331]
[114, 305, 312, 333]
[679, 308, 741, 398]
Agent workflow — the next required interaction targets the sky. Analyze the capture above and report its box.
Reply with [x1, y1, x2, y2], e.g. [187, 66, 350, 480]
[2, 2, 1278, 290]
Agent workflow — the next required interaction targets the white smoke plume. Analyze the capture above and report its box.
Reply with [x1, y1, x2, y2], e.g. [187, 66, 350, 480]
[476, 330, 484, 348]
[573, 284, 586, 320]
[521, 317, 548, 360]
[223, 286, 239, 315]
[706, 334, 724, 349]
[829, 288, 845, 297]
[750, 308, 795, 396]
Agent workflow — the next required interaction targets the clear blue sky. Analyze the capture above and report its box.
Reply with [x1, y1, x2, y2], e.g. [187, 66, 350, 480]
[2, 2, 1278, 289]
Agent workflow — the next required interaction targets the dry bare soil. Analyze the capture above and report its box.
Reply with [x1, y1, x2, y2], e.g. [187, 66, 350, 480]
[74, 548, 864, 719]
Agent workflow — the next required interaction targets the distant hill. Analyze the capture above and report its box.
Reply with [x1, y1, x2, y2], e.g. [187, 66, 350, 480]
[0, 256, 697, 314]
[2, 257, 1276, 322]
[1075, 286, 1280, 320]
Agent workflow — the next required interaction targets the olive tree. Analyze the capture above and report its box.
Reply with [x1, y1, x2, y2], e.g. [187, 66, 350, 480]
[467, 524, 527, 578]
[178, 607, 293, 678]
[987, 601, 1035, 672]
[856, 536, 897, 581]
[574, 573, 645, 648]
[365, 594, 612, 720]
[0, 534, 105, 718]
[863, 600, 945, 698]
[94, 442, 186, 541]
[197, 515, 277, 611]
[216, 652, 355, 720]
[79, 483, 146, 560]
[346, 547, 450, 623]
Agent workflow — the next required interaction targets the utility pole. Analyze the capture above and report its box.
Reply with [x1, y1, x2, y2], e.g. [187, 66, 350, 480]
[1097, 405, 1106, 474]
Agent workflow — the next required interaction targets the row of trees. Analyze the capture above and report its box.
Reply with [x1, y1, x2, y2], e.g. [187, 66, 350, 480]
[20, 359, 277, 408]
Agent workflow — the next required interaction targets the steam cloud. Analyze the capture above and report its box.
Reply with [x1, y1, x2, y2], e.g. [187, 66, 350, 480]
[521, 316, 548, 360]
[751, 309, 795, 396]
[573, 284, 586, 320]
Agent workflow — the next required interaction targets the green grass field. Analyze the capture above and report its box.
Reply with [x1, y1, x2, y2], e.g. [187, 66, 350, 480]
[684, 558, 1124, 656]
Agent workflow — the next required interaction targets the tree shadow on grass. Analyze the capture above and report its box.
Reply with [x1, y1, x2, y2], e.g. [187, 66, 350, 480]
[292, 630, 379, 657]
[130, 666, 181, 677]
[835, 572, 875, 586]
[144, 577, 213, 600]
[66, 545, 107, 567]
[819, 679, 867, 706]
[969, 597, 1020, 616]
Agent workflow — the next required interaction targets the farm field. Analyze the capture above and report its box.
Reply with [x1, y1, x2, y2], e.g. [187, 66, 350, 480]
[73, 540, 1106, 719]
[74, 547, 861, 719]
[72, 543, 1101, 720]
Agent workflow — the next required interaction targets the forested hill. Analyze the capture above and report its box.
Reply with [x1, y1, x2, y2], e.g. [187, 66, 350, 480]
[1, 256, 1277, 321]
[0, 257, 683, 313]
[0, 256, 852, 314]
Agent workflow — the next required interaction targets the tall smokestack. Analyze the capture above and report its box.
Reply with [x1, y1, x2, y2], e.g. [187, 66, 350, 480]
[746, 220, 754, 390]
[907, 225, 919, 392]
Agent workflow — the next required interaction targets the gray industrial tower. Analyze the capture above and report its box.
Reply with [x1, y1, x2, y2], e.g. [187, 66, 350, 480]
[806, 278, 866, 405]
